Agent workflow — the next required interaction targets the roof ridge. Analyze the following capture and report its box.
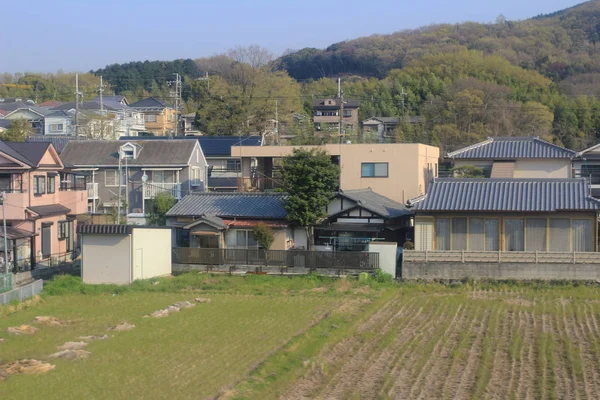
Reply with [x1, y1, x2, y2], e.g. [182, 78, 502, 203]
[532, 137, 577, 155]
[446, 137, 494, 158]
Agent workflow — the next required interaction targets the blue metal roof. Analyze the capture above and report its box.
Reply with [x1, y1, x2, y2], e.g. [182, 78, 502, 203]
[118, 135, 262, 157]
[166, 192, 288, 219]
[447, 137, 576, 160]
[414, 179, 600, 212]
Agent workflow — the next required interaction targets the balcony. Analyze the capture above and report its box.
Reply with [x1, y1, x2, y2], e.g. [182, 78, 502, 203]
[144, 182, 182, 200]
[87, 183, 99, 200]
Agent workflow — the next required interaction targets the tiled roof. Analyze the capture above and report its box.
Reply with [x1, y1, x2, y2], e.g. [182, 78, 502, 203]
[77, 224, 134, 235]
[447, 137, 576, 160]
[26, 135, 88, 154]
[7, 142, 54, 166]
[166, 193, 288, 219]
[60, 139, 198, 167]
[129, 97, 172, 109]
[118, 135, 262, 157]
[313, 98, 360, 109]
[28, 204, 71, 217]
[414, 179, 600, 212]
[338, 189, 411, 218]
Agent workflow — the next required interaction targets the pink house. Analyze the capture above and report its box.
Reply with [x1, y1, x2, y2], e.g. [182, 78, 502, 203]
[0, 141, 88, 270]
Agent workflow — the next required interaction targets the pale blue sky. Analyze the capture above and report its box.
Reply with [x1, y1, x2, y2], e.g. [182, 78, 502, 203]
[0, 0, 585, 73]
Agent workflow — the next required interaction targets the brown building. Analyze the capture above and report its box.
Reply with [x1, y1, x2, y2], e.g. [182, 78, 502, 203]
[129, 97, 178, 136]
[313, 98, 360, 134]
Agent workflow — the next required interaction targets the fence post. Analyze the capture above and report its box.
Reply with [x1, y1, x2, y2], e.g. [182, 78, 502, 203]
[425, 250, 428, 263]
[498, 250, 501, 264]
[246, 249, 249, 267]
[573, 252, 576, 265]
[535, 251, 538, 264]
[461, 250, 465, 264]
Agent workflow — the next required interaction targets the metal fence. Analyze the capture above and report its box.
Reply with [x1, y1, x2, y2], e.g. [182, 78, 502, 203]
[1, 273, 13, 293]
[404, 250, 600, 264]
[0, 279, 43, 305]
[172, 248, 379, 270]
[7, 252, 76, 273]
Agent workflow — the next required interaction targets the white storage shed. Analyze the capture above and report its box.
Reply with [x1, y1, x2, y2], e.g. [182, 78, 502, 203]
[77, 225, 172, 284]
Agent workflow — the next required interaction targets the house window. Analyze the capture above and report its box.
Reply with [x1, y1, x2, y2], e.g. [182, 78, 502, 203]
[451, 218, 467, 250]
[190, 168, 203, 186]
[549, 219, 571, 252]
[226, 159, 241, 172]
[153, 170, 175, 184]
[435, 218, 450, 250]
[361, 163, 388, 178]
[58, 220, 74, 252]
[47, 176, 56, 194]
[484, 219, 499, 251]
[105, 170, 125, 187]
[34, 176, 45, 195]
[504, 218, 524, 251]
[49, 123, 63, 133]
[343, 109, 352, 117]
[233, 230, 258, 249]
[146, 114, 157, 123]
[525, 219, 547, 252]
[572, 219, 594, 252]
[122, 149, 134, 159]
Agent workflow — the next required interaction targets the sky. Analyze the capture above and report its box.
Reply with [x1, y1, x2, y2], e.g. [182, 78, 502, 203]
[0, 0, 586, 73]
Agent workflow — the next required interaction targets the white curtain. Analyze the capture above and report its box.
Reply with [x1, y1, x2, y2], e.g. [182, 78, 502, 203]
[505, 218, 524, 251]
[436, 219, 450, 250]
[415, 220, 433, 251]
[469, 218, 485, 251]
[526, 219, 547, 252]
[451, 218, 468, 250]
[485, 219, 500, 251]
[549, 219, 571, 252]
[572, 219, 594, 252]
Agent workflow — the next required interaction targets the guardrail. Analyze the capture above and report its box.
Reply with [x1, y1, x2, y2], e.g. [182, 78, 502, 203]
[404, 250, 600, 264]
[173, 247, 379, 270]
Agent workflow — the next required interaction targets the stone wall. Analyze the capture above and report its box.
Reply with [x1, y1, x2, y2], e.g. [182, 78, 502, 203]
[402, 261, 600, 281]
[172, 263, 369, 277]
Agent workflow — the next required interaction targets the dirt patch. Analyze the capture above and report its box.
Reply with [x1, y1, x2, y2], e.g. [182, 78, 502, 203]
[57, 341, 88, 351]
[33, 316, 65, 326]
[78, 334, 109, 341]
[194, 297, 212, 303]
[0, 359, 55, 379]
[334, 279, 352, 293]
[505, 298, 535, 307]
[166, 305, 180, 313]
[173, 301, 195, 309]
[7, 324, 37, 335]
[146, 309, 170, 318]
[49, 349, 91, 360]
[107, 322, 135, 332]
[352, 286, 372, 295]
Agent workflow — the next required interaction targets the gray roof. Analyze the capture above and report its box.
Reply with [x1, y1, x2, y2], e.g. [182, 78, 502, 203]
[77, 224, 171, 235]
[0, 226, 37, 240]
[60, 139, 197, 167]
[51, 101, 118, 112]
[363, 116, 421, 125]
[129, 97, 172, 110]
[28, 204, 71, 217]
[166, 193, 288, 219]
[0, 141, 55, 167]
[26, 135, 88, 154]
[0, 120, 11, 129]
[414, 179, 600, 212]
[447, 137, 576, 160]
[313, 98, 360, 109]
[338, 189, 411, 218]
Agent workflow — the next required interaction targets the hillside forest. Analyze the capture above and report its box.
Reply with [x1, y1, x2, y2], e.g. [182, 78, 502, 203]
[3, 1, 600, 152]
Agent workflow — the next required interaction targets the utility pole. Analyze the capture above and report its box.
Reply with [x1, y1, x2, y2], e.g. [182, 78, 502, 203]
[274, 100, 279, 145]
[99, 76, 104, 114]
[338, 78, 344, 144]
[75, 73, 80, 136]
[169, 73, 182, 136]
[400, 86, 407, 116]
[117, 152, 122, 224]
[0, 192, 7, 274]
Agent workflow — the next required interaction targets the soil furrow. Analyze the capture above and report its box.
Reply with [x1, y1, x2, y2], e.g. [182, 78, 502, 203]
[484, 309, 515, 399]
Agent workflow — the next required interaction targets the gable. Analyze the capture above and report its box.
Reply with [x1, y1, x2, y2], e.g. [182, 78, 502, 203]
[36, 146, 63, 169]
[0, 154, 23, 167]
[5, 109, 43, 120]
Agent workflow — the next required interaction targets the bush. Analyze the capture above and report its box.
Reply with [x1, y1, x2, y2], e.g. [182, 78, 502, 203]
[373, 269, 394, 283]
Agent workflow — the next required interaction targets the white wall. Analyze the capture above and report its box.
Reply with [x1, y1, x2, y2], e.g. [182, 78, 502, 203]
[514, 159, 571, 178]
[82, 234, 131, 284]
[293, 227, 308, 249]
[369, 242, 398, 278]
[132, 228, 172, 280]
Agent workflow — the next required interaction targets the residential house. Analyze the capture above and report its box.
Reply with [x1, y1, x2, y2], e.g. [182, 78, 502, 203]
[445, 137, 576, 178]
[234, 143, 440, 203]
[128, 97, 177, 136]
[3, 107, 52, 135]
[118, 135, 263, 191]
[411, 178, 599, 253]
[362, 116, 422, 143]
[44, 111, 75, 136]
[26, 135, 89, 154]
[313, 98, 360, 134]
[37, 100, 64, 108]
[574, 143, 600, 198]
[182, 113, 201, 135]
[60, 140, 208, 220]
[166, 192, 296, 250]
[0, 141, 88, 268]
[315, 189, 413, 251]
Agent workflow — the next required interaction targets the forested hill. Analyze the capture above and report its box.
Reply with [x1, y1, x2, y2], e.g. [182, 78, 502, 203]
[277, 0, 600, 84]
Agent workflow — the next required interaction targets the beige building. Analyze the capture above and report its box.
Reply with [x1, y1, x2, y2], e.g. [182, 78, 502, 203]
[232, 143, 440, 203]
[129, 97, 178, 136]
[78, 225, 172, 284]
[313, 98, 360, 133]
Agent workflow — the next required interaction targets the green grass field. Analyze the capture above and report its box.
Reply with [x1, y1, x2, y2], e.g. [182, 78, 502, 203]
[3, 275, 600, 399]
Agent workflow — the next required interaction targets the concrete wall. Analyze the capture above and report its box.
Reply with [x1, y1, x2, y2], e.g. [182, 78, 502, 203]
[403, 261, 600, 281]
[132, 228, 171, 280]
[369, 242, 398, 278]
[514, 159, 571, 178]
[81, 234, 131, 284]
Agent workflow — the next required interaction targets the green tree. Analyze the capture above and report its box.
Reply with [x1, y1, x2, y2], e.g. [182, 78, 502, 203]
[281, 149, 339, 249]
[251, 223, 275, 250]
[450, 165, 485, 178]
[2, 119, 32, 142]
[145, 192, 177, 226]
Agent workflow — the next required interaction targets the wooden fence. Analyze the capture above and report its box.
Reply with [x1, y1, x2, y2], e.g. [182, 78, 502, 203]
[404, 250, 600, 264]
[172, 248, 379, 270]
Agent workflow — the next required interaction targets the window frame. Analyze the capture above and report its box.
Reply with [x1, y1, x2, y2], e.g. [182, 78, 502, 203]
[361, 162, 389, 178]
[33, 175, 46, 196]
[47, 175, 56, 194]
[104, 170, 125, 187]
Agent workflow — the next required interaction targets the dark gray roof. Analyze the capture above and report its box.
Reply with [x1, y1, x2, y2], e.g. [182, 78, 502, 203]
[184, 215, 227, 230]
[166, 193, 288, 219]
[0, 226, 37, 240]
[447, 137, 576, 160]
[363, 116, 422, 125]
[51, 101, 118, 112]
[26, 135, 88, 154]
[7, 142, 53, 166]
[77, 224, 171, 235]
[0, 120, 11, 129]
[28, 204, 71, 217]
[129, 97, 172, 109]
[45, 110, 74, 118]
[60, 139, 197, 167]
[414, 179, 600, 212]
[338, 189, 411, 218]
[313, 98, 360, 109]
[118, 135, 263, 157]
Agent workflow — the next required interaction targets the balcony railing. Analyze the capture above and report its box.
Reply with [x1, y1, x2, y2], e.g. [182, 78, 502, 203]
[144, 182, 182, 200]
[87, 183, 99, 199]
